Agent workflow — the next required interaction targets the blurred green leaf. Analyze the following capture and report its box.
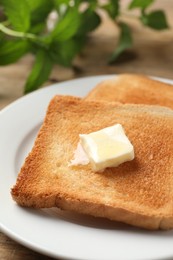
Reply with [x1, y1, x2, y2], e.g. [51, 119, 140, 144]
[78, 9, 101, 35]
[26, 0, 49, 11]
[84, 0, 98, 10]
[1, 0, 30, 32]
[53, 0, 70, 10]
[102, 0, 119, 19]
[0, 32, 4, 41]
[141, 10, 169, 30]
[27, 0, 53, 26]
[50, 36, 85, 67]
[129, 0, 154, 10]
[24, 50, 53, 93]
[48, 8, 81, 42]
[0, 40, 30, 65]
[30, 24, 45, 34]
[109, 22, 132, 63]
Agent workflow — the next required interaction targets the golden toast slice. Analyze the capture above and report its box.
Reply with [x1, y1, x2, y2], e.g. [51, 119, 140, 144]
[11, 96, 173, 230]
[85, 74, 173, 109]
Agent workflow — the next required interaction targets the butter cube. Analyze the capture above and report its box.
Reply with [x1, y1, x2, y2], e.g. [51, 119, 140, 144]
[80, 124, 134, 172]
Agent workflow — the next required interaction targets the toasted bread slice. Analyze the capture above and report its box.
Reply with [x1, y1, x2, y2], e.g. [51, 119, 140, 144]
[11, 96, 173, 230]
[85, 74, 173, 109]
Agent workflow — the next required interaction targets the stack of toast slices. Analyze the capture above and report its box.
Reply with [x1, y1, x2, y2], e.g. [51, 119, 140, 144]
[11, 74, 173, 230]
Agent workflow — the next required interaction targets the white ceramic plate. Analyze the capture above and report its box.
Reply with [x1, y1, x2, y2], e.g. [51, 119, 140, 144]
[1, 75, 173, 260]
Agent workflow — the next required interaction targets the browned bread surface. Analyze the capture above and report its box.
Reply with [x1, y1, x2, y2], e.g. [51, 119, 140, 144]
[11, 95, 173, 230]
[85, 74, 173, 109]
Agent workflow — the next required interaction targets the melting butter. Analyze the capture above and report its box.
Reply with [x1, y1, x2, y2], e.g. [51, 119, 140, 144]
[80, 124, 134, 172]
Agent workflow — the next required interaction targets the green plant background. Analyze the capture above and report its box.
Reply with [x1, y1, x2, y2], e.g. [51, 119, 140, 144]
[0, 0, 169, 93]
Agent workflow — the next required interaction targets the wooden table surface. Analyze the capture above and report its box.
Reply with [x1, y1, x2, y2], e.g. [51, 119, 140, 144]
[0, 1, 173, 259]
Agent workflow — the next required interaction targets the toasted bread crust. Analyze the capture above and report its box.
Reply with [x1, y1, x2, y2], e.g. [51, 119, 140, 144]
[85, 74, 173, 109]
[11, 96, 173, 230]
